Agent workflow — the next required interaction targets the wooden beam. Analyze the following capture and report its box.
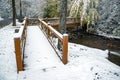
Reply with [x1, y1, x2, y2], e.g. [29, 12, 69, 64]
[51, 22, 80, 28]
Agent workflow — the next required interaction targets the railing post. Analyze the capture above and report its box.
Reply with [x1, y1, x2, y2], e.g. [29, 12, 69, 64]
[62, 34, 68, 64]
[40, 21, 43, 30]
[25, 17, 29, 26]
[14, 37, 23, 72]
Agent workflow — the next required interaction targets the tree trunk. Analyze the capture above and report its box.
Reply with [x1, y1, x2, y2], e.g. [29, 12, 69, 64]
[20, 0, 22, 22]
[58, 0, 67, 49]
[12, 0, 16, 26]
[59, 0, 67, 34]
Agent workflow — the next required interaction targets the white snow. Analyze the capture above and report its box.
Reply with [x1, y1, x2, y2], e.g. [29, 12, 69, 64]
[14, 26, 24, 38]
[23, 26, 62, 70]
[0, 23, 17, 80]
[0, 24, 120, 80]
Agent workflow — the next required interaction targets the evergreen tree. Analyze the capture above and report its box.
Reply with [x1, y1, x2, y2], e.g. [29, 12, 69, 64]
[43, 0, 59, 18]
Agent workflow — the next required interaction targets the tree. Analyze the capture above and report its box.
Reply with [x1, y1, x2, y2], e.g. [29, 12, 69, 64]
[43, 0, 59, 18]
[59, 0, 67, 34]
[58, 0, 67, 50]
[69, 0, 99, 31]
[19, 0, 22, 22]
[12, 0, 16, 26]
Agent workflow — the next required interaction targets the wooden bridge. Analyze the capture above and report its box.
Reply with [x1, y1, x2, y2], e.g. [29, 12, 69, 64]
[14, 17, 80, 72]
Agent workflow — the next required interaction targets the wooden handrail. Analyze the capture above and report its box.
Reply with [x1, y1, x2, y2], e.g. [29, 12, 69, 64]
[14, 18, 28, 72]
[39, 18, 68, 64]
[42, 17, 80, 29]
[51, 22, 80, 28]
[43, 17, 80, 21]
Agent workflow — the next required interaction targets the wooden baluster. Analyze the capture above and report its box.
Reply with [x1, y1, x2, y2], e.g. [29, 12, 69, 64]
[41, 22, 43, 30]
[48, 24, 50, 38]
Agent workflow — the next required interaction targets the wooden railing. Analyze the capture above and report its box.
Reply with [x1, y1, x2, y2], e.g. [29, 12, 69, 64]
[14, 17, 77, 71]
[43, 17, 80, 29]
[39, 19, 68, 64]
[14, 18, 28, 72]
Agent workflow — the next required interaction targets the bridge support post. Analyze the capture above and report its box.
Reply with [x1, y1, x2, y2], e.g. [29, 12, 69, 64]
[62, 34, 68, 64]
[14, 38, 23, 72]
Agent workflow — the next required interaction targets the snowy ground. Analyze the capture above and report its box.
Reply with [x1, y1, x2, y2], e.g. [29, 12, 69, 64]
[0, 24, 120, 80]
[0, 23, 21, 80]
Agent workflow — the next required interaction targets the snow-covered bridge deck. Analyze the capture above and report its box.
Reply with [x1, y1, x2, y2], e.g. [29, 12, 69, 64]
[23, 26, 62, 70]
[18, 25, 65, 80]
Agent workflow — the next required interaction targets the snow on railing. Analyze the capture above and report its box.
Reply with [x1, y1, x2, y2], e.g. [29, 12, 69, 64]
[39, 19, 68, 64]
[14, 18, 28, 72]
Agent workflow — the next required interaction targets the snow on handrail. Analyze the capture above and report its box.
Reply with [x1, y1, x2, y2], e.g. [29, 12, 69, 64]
[14, 26, 24, 38]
